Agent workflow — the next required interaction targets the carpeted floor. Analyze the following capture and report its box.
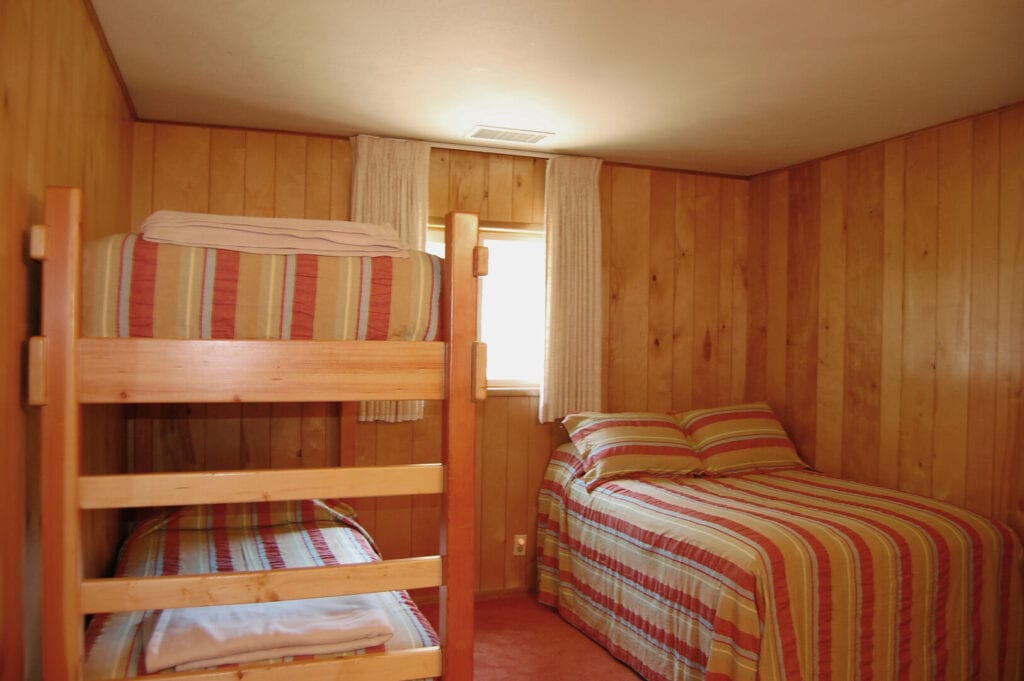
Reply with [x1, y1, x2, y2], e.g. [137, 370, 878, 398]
[421, 593, 642, 680]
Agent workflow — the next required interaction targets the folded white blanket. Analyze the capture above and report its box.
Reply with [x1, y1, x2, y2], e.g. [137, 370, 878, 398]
[143, 595, 395, 672]
[140, 210, 409, 257]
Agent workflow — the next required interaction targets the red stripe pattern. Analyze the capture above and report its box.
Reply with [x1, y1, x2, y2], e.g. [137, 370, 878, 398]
[537, 445, 1024, 681]
[365, 256, 394, 340]
[82, 501, 439, 678]
[127, 237, 159, 337]
[289, 254, 319, 339]
[84, 234, 441, 341]
[211, 248, 240, 339]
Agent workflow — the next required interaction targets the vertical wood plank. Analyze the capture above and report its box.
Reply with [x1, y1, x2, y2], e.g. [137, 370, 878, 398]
[152, 124, 210, 212]
[485, 154, 513, 221]
[131, 406, 155, 473]
[274, 134, 306, 218]
[717, 179, 736, 406]
[429, 148, 451, 219]
[879, 139, 906, 491]
[339, 402, 358, 471]
[648, 170, 677, 412]
[374, 421, 415, 560]
[478, 397, 508, 593]
[842, 145, 885, 485]
[996, 105, 1024, 538]
[269, 404, 303, 468]
[785, 164, 820, 465]
[533, 158, 547, 224]
[130, 122, 154, 230]
[153, 405, 199, 471]
[932, 122, 973, 504]
[187, 404, 208, 471]
[205, 404, 242, 470]
[600, 165, 614, 410]
[612, 168, 651, 410]
[300, 403, 329, 469]
[352, 421, 377, 537]
[525, 398, 555, 589]
[240, 404, 271, 469]
[745, 177, 769, 402]
[965, 113, 1000, 516]
[900, 129, 939, 497]
[503, 397, 531, 590]
[731, 180, 751, 403]
[766, 172, 789, 413]
[411, 401, 442, 559]
[512, 157, 536, 223]
[209, 128, 246, 215]
[304, 137, 332, 220]
[693, 176, 722, 407]
[816, 157, 847, 477]
[244, 131, 275, 217]
[672, 174, 696, 411]
[449, 150, 486, 213]
[329, 138, 353, 220]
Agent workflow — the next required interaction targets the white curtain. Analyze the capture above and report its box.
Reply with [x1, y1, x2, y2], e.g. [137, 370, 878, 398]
[539, 156, 604, 423]
[351, 134, 431, 422]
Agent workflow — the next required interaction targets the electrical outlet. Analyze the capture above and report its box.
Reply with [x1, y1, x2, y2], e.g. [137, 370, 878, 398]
[512, 534, 527, 556]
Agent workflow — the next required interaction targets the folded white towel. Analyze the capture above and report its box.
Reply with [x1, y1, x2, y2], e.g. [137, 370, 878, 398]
[140, 210, 409, 257]
[143, 595, 395, 672]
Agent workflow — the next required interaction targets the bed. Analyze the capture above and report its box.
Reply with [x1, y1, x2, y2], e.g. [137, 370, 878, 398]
[537, 409, 1024, 681]
[31, 187, 484, 681]
[84, 500, 439, 677]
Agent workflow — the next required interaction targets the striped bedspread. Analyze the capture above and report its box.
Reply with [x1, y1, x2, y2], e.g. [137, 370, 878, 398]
[537, 445, 1023, 681]
[82, 234, 441, 340]
[84, 501, 438, 679]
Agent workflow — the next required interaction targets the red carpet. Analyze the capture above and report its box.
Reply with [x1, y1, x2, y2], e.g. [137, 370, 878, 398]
[422, 593, 641, 680]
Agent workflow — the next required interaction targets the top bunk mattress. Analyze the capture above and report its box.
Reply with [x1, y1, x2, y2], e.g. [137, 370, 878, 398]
[82, 234, 442, 340]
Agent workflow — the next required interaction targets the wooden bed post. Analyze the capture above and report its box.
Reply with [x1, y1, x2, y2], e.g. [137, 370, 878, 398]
[34, 187, 84, 681]
[441, 212, 482, 680]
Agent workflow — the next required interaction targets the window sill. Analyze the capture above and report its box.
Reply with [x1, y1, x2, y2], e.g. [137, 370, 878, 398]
[486, 385, 540, 397]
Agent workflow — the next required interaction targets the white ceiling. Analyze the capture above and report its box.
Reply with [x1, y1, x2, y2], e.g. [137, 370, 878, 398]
[92, 0, 1024, 177]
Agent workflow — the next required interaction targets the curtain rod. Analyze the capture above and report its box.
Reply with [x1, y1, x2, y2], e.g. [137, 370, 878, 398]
[429, 141, 556, 160]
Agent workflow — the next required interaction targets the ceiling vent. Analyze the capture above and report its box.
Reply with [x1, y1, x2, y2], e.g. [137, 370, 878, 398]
[466, 125, 554, 145]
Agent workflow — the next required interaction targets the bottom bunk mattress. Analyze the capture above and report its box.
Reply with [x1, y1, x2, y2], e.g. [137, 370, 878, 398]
[537, 444, 1023, 681]
[85, 500, 438, 678]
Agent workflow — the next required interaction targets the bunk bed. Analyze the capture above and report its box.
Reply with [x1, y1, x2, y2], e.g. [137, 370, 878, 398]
[31, 186, 486, 681]
[537, 407, 1024, 681]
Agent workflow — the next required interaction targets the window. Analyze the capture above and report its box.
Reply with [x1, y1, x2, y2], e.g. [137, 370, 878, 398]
[426, 225, 546, 388]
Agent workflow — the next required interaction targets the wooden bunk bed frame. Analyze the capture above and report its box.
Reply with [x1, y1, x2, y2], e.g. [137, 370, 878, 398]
[30, 186, 486, 681]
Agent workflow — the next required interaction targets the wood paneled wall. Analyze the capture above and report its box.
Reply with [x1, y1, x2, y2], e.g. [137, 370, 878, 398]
[127, 110, 1024, 603]
[744, 103, 1024, 542]
[130, 124, 555, 594]
[600, 167, 751, 413]
[1, 0, 134, 677]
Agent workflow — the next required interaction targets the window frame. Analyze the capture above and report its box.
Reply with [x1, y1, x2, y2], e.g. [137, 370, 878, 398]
[426, 221, 545, 392]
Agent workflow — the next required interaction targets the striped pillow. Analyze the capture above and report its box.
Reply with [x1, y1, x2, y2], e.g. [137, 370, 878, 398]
[678, 402, 806, 475]
[563, 412, 702, 491]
